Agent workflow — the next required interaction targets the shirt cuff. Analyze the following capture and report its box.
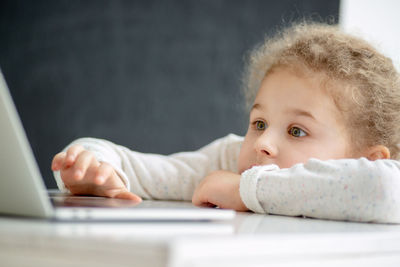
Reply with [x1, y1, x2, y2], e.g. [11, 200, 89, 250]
[105, 162, 131, 191]
[240, 164, 279, 213]
[53, 170, 70, 193]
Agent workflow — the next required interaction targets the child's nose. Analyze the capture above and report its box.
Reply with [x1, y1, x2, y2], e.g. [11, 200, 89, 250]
[254, 131, 278, 158]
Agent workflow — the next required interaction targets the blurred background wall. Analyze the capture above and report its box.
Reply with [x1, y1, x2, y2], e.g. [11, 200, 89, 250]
[0, 0, 339, 188]
[340, 0, 400, 71]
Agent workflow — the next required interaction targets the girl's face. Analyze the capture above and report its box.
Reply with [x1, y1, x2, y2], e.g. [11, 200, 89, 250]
[238, 68, 354, 173]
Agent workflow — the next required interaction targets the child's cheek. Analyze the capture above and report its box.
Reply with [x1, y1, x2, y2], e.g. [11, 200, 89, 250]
[237, 150, 253, 174]
[237, 150, 246, 174]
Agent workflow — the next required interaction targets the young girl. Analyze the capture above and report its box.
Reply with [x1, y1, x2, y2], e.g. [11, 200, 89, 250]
[52, 22, 400, 223]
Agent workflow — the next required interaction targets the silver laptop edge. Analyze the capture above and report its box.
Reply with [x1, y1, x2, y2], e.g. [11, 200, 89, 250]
[0, 71, 53, 218]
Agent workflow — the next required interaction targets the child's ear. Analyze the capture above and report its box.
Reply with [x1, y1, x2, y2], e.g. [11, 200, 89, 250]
[364, 145, 390, 160]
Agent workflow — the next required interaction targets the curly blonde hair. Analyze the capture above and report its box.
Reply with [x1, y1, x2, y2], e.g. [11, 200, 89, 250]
[242, 22, 400, 159]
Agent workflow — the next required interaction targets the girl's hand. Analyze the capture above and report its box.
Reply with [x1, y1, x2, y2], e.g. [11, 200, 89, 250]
[51, 144, 141, 202]
[192, 170, 248, 211]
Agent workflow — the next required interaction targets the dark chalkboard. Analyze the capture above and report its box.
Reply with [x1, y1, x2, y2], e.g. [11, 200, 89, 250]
[0, 0, 339, 188]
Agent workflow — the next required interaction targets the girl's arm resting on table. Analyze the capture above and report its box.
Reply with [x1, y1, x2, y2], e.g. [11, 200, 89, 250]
[54, 134, 242, 201]
[240, 158, 400, 223]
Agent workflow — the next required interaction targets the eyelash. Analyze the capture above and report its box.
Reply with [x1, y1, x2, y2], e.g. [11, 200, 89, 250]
[252, 120, 308, 137]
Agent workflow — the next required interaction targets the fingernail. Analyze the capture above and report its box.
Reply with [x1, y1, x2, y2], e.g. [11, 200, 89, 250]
[74, 170, 82, 179]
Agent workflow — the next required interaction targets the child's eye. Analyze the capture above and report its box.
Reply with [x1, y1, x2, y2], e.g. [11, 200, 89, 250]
[255, 121, 266, 130]
[288, 126, 307, 137]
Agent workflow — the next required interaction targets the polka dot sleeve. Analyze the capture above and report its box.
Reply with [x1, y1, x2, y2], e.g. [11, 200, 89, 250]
[240, 158, 400, 223]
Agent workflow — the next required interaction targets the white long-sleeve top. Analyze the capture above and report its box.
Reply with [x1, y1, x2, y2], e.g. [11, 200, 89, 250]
[54, 134, 400, 223]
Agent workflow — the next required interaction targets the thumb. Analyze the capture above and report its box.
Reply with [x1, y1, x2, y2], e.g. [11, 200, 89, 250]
[114, 191, 142, 202]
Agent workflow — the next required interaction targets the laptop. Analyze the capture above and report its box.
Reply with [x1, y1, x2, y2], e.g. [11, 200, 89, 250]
[0, 71, 235, 221]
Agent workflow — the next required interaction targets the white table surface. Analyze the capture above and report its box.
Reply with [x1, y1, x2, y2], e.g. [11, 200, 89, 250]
[1, 199, 400, 267]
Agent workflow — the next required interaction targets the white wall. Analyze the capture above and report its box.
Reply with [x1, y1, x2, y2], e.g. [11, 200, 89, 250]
[340, 0, 400, 71]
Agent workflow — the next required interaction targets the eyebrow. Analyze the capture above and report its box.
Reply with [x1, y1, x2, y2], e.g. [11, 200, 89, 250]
[285, 108, 316, 121]
[251, 103, 262, 111]
[251, 104, 316, 121]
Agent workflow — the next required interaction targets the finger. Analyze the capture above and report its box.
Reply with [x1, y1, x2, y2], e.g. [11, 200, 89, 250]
[65, 145, 85, 168]
[191, 190, 203, 207]
[192, 186, 215, 207]
[73, 150, 95, 180]
[94, 162, 114, 185]
[192, 198, 211, 207]
[114, 191, 142, 202]
[193, 199, 217, 208]
[200, 202, 217, 208]
[191, 182, 205, 206]
[51, 152, 66, 171]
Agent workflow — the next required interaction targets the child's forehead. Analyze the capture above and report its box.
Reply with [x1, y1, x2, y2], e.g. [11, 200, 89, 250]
[255, 66, 347, 119]
[262, 64, 344, 98]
